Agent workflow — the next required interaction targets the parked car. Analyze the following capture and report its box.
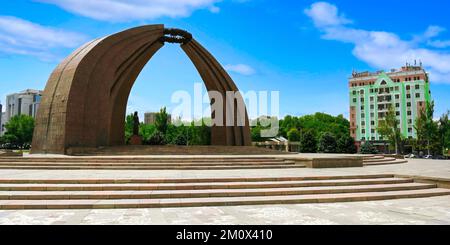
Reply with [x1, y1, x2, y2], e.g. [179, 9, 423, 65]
[404, 153, 416, 159]
[424, 155, 433, 159]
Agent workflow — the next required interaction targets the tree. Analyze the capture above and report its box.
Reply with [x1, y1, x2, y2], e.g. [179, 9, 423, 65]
[318, 132, 337, 153]
[146, 131, 165, 145]
[337, 135, 357, 154]
[377, 105, 402, 154]
[155, 107, 169, 134]
[360, 141, 378, 154]
[438, 111, 450, 155]
[140, 124, 157, 143]
[299, 130, 317, 153]
[287, 128, 301, 141]
[2, 115, 35, 149]
[124, 113, 134, 144]
[415, 101, 438, 155]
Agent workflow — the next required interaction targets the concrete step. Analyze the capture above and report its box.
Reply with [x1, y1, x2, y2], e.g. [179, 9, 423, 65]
[0, 178, 413, 191]
[0, 174, 396, 184]
[1, 188, 449, 209]
[364, 159, 408, 166]
[0, 183, 435, 200]
[0, 157, 289, 163]
[364, 157, 397, 163]
[0, 164, 305, 170]
[0, 161, 295, 166]
[362, 155, 384, 160]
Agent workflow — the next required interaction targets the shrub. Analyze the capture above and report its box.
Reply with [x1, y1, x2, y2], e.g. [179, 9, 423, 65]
[145, 131, 166, 145]
[287, 128, 301, 142]
[299, 130, 317, 153]
[360, 141, 378, 154]
[318, 132, 337, 153]
[337, 135, 357, 154]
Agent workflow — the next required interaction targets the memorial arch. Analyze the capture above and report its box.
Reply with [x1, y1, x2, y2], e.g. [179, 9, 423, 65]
[31, 25, 251, 154]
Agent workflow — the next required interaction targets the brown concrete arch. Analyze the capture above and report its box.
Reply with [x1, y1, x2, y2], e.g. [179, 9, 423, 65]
[31, 24, 251, 154]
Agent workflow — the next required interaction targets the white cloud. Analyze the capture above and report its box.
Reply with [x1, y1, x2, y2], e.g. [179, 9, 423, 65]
[305, 2, 450, 84]
[224, 64, 256, 76]
[304, 2, 351, 28]
[0, 16, 87, 60]
[36, 0, 223, 22]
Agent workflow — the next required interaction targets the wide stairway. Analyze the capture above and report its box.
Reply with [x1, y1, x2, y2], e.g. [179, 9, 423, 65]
[0, 174, 448, 209]
[0, 156, 302, 170]
[363, 155, 408, 166]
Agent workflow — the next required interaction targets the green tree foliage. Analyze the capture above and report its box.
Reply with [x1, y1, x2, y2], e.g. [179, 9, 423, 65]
[337, 135, 357, 154]
[296, 113, 349, 140]
[124, 114, 134, 144]
[254, 113, 350, 143]
[155, 107, 169, 134]
[0, 115, 35, 149]
[140, 124, 157, 143]
[360, 141, 378, 154]
[299, 130, 317, 153]
[438, 111, 450, 155]
[317, 132, 337, 153]
[146, 131, 165, 145]
[415, 101, 438, 155]
[287, 128, 301, 141]
[377, 105, 402, 154]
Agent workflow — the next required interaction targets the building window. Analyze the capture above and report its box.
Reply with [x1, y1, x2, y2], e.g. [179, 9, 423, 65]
[406, 85, 410, 90]
[407, 94, 411, 99]
[408, 128, 413, 133]
[371, 129, 375, 133]
[371, 121, 375, 126]
[415, 93, 420, 98]
[395, 94, 400, 99]
[352, 91, 356, 95]
[362, 121, 365, 126]
[361, 113, 365, 118]
[361, 106, 364, 110]
[407, 102, 411, 107]
[370, 89, 374, 93]
[395, 86, 399, 91]
[353, 98, 356, 103]
[415, 84, 420, 89]
[408, 119, 412, 124]
[396, 111, 400, 116]
[395, 103, 400, 108]
[407, 111, 412, 116]
[361, 98, 364, 102]
[370, 113, 374, 117]
[18, 98, 22, 115]
[362, 129, 366, 134]
[370, 97, 374, 102]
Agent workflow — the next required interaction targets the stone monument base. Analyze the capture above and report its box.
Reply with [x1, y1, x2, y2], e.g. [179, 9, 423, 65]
[129, 135, 143, 145]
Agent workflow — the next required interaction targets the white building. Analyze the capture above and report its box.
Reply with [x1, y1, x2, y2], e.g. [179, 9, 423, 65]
[1, 89, 43, 136]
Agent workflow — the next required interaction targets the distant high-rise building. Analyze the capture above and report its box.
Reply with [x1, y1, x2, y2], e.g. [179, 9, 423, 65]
[349, 65, 431, 143]
[144, 112, 172, 125]
[1, 89, 43, 135]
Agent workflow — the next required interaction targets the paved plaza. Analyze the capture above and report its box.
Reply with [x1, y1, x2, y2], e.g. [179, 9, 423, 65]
[0, 158, 448, 225]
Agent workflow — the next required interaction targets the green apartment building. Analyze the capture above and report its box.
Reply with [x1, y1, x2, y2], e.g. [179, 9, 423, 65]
[349, 65, 432, 144]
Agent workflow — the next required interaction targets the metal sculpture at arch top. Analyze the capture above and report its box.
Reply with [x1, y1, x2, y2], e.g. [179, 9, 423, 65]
[31, 24, 252, 154]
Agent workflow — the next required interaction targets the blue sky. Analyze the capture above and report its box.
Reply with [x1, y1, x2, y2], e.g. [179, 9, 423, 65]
[1, 0, 450, 120]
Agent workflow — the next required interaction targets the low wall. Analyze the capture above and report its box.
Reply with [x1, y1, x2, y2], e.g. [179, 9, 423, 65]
[305, 157, 363, 168]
